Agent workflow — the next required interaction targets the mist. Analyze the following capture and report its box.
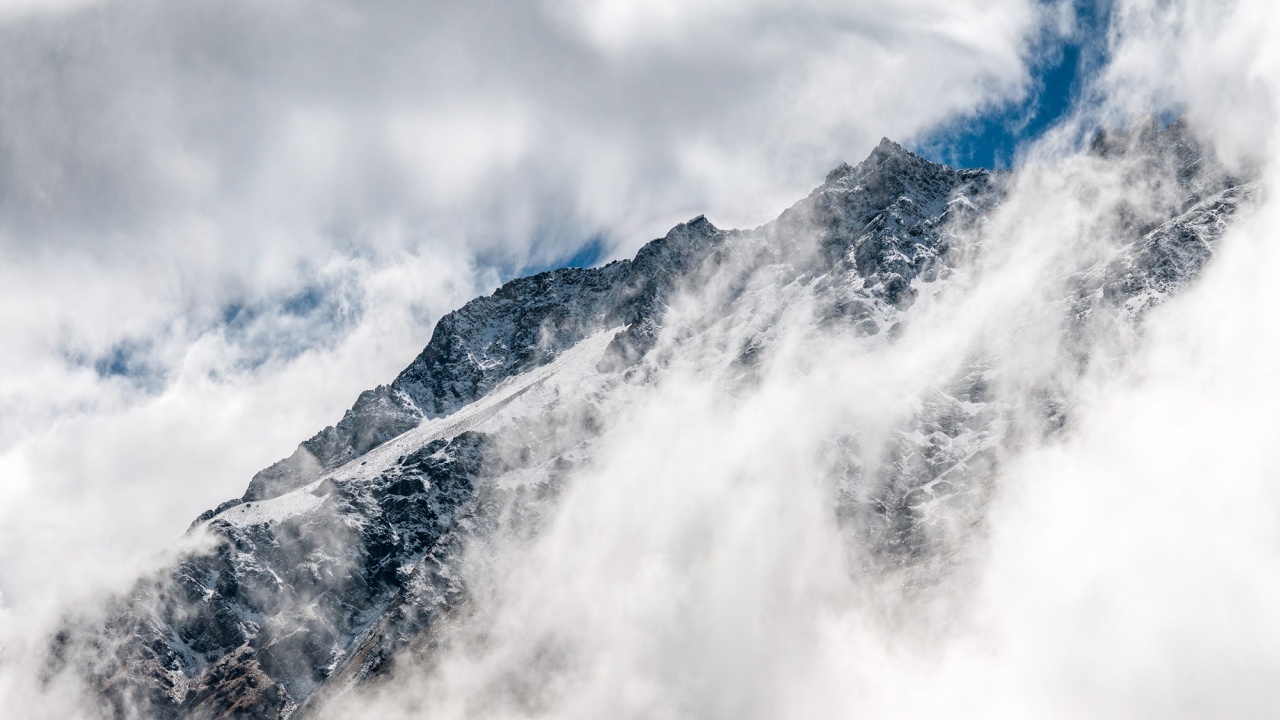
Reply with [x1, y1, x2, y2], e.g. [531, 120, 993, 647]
[5, 0, 1280, 717]
[0, 0, 1047, 625]
[321, 1, 1280, 718]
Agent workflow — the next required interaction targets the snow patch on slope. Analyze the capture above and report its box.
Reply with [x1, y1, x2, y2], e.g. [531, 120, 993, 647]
[213, 327, 625, 529]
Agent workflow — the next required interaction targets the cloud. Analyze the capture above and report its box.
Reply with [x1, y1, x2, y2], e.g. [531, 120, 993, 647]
[0, 0, 1050, 636]
[293, 2, 1280, 718]
[5, 0, 1279, 715]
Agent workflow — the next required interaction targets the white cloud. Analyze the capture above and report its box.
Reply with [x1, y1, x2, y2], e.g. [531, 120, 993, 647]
[0, 0, 1048, 633]
[300, 2, 1280, 718]
[5, 0, 1280, 716]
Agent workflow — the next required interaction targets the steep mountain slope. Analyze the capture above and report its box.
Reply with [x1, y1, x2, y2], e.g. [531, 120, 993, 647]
[45, 124, 1251, 719]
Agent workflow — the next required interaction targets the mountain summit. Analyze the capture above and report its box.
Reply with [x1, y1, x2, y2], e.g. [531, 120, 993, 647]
[47, 129, 1250, 718]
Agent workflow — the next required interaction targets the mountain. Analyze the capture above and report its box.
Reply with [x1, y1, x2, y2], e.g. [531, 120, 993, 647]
[43, 123, 1252, 719]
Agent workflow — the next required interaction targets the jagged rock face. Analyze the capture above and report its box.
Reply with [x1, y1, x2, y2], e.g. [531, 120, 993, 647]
[777, 138, 1000, 307]
[47, 129, 1253, 719]
[242, 217, 723, 503]
[55, 432, 492, 719]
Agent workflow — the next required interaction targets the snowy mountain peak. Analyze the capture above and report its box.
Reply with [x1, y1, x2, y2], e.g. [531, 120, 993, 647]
[43, 124, 1256, 719]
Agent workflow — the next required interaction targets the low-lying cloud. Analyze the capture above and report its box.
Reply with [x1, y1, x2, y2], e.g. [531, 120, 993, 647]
[13, 0, 1277, 718]
[303, 1, 1280, 718]
[0, 0, 1053, 625]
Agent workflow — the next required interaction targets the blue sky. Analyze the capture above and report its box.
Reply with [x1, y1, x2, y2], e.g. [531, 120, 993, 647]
[546, 1, 1114, 276]
[548, 29, 1100, 274]
[917, 2, 1109, 169]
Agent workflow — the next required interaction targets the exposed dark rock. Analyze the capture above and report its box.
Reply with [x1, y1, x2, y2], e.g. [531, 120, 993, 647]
[50, 123, 1255, 719]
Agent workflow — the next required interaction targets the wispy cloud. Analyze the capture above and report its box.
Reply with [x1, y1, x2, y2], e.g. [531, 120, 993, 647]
[33, 1, 1280, 717]
[287, 2, 1280, 718]
[0, 0, 1048, 632]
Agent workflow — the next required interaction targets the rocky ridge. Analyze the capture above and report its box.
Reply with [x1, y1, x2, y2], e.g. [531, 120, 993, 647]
[46, 123, 1251, 718]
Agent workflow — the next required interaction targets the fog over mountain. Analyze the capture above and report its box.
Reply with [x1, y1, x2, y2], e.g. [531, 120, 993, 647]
[4, 1, 1280, 718]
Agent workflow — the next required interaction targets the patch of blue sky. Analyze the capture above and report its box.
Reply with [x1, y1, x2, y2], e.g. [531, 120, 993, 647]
[561, 235, 608, 269]
[216, 282, 364, 373]
[915, 1, 1111, 170]
[483, 226, 611, 281]
[92, 338, 163, 387]
[78, 277, 368, 392]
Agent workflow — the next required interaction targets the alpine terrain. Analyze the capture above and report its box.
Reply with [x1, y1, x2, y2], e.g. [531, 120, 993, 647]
[41, 119, 1253, 718]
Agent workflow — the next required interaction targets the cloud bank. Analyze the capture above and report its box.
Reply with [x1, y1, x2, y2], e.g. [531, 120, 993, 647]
[301, 1, 1280, 718]
[15, 0, 1280, 718]
[0, 0, 1051, 625]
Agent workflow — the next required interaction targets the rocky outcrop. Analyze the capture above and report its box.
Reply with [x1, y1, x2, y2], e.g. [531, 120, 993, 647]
[244, 217, 725, 502]
[47, 125, 1253, 719]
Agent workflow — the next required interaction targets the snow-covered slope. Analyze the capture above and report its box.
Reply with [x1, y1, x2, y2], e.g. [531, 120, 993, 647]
[46, 123, 1253, 718]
